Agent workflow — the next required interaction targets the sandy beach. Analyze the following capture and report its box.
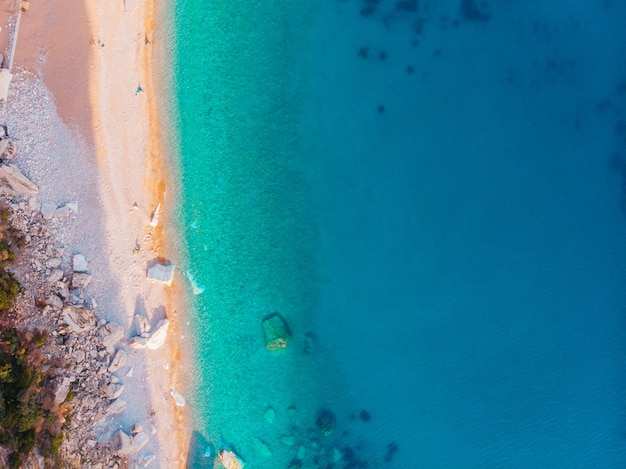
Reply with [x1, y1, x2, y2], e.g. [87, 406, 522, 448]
[1, 0, 190, 466]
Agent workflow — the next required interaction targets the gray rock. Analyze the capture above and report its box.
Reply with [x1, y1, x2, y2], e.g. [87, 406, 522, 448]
[129, 336, 149, 349]
[103, 382, 124, 400]
[132, 431, 149, 452]
[262, 313, 290, 350]
[0, 164, 38, 197]
[47, 268, 64, 284]
[62, 306, 96, 333]
[41, 202, 56, 219]
[98, 322, 125, 350]
[46, 294, 63, 310]
[52, 377, 71, 407]
[139, 454, 156, 467]
[56, 280, 70, 300]
[53, 205, 70, 218]
[105, 398, 127, 415]
[131, 422, 143, 435]
[134, 314, 151, 336]
[0, 139, 17, 161]
[72, 254, 89, 272]
[72, 272, 92, 289]
[45, 257, 62, 268]
[146, 262, 175, 286]
[111, 430, 133, 455]
[108, 349, 127, 372]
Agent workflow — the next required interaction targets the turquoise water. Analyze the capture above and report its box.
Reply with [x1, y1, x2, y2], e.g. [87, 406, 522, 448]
[173, 0, 626, 467]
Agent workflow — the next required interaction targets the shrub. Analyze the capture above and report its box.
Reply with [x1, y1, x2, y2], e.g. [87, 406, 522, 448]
[0, 270, 20, 311]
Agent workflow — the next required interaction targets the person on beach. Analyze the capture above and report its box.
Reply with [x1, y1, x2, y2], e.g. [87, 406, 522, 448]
[135, 85, 144, 95]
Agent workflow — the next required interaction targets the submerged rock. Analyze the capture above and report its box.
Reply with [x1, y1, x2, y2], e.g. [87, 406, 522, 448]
[262, 313, 290, 350]
[219, 449, 245, 469]
[72, 253, 89, 272]
[315, 408, 336, 436]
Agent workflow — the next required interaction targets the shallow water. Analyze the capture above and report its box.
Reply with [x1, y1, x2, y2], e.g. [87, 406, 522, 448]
[173, 0, 626, 467]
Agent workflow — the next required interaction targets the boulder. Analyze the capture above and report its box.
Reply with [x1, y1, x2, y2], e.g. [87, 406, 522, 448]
[45, 257, 62, 268]
[262, 313, 290, 350]
[62, 306, 96, 333]
[131, 422, 143, 435]
[105, 398, 127, 415]
[40, 202, 56, 219]
[218, 449, 245, 469]
[108, 349, 127, 372]
[98, 322, 125, 350]
[103, 382, 124, 400]
[130, 336, 149, 349]
[52, 377, 71, 408]
[170, 388, 185, 407]
[315, 408, 336, 436]
[72, 254, 89, 272]
[132, 431, 149, 452]
[53, 205, 70, 218]
[0, 164, 38, 197]
[251, 437, 272, 457]
[146, 319, 169, 350]
[146, 262, 175, 286]
[47, 269, 64, 284]
[0, 139, 17, 161]
[134, 314, 151, 336]
[72, 272, 92, 289]
[111, 430, 133, 455]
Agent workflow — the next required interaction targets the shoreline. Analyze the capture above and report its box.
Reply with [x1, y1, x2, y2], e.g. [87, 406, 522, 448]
[8, 0, 192, 465]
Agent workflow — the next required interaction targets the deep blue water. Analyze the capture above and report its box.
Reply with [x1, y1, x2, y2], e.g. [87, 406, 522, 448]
[173, 0, 626, 467]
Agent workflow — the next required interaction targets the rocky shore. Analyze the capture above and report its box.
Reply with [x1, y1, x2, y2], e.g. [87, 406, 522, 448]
[0, 68, 181, 467]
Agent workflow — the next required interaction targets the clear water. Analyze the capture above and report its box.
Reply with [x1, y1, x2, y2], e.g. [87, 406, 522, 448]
[172, 0, 626, 467]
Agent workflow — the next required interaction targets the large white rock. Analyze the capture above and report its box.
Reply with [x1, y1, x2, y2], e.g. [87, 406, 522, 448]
[62, 306, 95, 333]
[146, 319, 169, 350]
[111, 430, 133, 455]
[98, 322, 125, 350]
[52, 377, 71, 408]
[170, 388, 185, 407]
[146, 262, 175, 286]
[108, 349, 127, 372]
[0, 164, 38, 197]
[72, 254, 89, 272]
[105, 398, 127, 415]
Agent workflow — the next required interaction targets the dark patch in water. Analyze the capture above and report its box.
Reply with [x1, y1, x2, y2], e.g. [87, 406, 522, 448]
[359, 410, 371, 422]
[379, 50, 388, 60]
[406, 65, 415, 74]
[358, 47, 370, 59]
[360, 6, 376, 17]
[377, 105, 386, 115]
[384, 442, 399, 462]
[460, 0, 491, 22]
[395, 0, 418, 13]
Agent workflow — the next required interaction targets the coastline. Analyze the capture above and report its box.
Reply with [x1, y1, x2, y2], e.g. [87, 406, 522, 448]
[8, 0, 191, 465]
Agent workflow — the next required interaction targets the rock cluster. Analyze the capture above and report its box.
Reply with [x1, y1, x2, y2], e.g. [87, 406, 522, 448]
[1, 194, 156, 468]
